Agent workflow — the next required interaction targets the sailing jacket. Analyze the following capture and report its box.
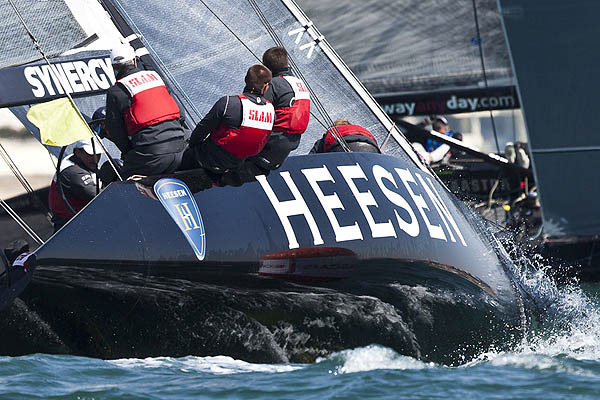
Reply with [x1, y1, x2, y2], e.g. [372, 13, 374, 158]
[48, 154, 97, 219]
[105, 65, 185, 155]
[189, 90, 275, 159]
[310, 124, 379, 153]
[264, 68, 310, 135]
[426, 130, 456, 152]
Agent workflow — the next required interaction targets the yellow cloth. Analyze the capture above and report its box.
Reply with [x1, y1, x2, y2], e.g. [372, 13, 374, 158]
[26, 98, 91, 147]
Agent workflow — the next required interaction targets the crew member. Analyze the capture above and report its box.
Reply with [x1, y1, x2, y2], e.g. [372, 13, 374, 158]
[180, 65, 275, 180]
[412, 116, 460, 165]
[247, 46, 310, 172]
[48, 138, 101, 232]
[425, 116, 456, 152]
[104, 42, 185, 178]
[505, 141, 530, 169]
[310, 119, 380, 153]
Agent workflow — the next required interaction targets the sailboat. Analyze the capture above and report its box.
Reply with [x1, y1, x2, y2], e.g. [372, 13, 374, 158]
[498, 0, 600, 279]
[0, 0, 528, 363]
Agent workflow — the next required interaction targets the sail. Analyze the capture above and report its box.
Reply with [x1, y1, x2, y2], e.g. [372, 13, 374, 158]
[0, 0, 87, 68]
[295, 0, 519, 118]
[5, 51, 116, 159]
[499, 0, 600, 237]
[101, 0, 420, 161]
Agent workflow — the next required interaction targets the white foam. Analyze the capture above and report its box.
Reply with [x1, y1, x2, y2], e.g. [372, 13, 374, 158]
[485, 236, 600, 367]
[319, 345, 435, 374]
[110, 355, 302, 375]
[466, 350, 599, 378]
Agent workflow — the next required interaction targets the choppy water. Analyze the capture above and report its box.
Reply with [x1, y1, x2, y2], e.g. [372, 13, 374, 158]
[2, 341, 600, 399]
[3, 255, 600, 399]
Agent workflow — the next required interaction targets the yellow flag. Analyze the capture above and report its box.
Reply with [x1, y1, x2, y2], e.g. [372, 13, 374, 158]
[27, 98, 91, 147]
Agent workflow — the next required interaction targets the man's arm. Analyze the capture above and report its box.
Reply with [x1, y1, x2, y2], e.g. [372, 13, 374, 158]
[60, 166, 97, 203]
[188, 96, 229, 147]
[268, 77, 294, 107]
[104, 85, 132, 154]
[309, 134, 326, 154]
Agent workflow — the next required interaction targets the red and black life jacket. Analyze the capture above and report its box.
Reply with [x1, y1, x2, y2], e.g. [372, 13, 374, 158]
[272, 75, 310, 134]
[48, 157, 93, 219]
[211, 95, 275, 158]
[323, 124, 378, 152]
[118, 70, 180, 137]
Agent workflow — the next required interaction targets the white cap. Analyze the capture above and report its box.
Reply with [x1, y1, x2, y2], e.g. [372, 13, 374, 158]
[74, 138, 101, 155]
[110, 43, 136, 65]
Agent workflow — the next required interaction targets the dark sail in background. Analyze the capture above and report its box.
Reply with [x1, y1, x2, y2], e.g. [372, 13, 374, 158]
[499, 0, 600, 237]
[296, 0, 519, 117]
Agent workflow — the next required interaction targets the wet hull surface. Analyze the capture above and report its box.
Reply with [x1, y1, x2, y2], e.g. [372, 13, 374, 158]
[0, 259, 524, 365]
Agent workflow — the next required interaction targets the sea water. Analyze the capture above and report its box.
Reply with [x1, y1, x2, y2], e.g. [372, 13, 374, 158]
[2, 259, 600, 400]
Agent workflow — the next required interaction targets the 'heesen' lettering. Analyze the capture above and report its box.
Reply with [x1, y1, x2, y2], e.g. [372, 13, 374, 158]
[259, 164, 468, 249]
[257, 172, 324, 249]
[161, 189, 186, 199]
[24, 57, 115, 98]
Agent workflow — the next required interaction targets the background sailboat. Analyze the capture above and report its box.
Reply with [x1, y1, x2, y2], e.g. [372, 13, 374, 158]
[498, 0, 600, 278]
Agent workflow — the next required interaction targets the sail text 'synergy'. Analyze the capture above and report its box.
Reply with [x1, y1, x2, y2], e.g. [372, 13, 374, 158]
[24, 57, 115, 97]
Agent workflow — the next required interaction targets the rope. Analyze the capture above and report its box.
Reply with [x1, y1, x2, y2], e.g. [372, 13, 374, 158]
[380, 122, 396, 152]
[0, 197, 43, 245]
[8, 0, 123, 183]
[472, 0, 501, 154]
[0, 139, 53, 223]
[0, 141, 34, 194]
[111, 1, 203, 125]
[246, 0, 351, 152]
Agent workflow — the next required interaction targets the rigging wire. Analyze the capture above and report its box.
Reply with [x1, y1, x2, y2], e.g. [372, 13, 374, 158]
[0, 197, 43, 245]
[0, 141, 34, 194]
[0, 140, 53, 223]
[197, 0, 328, 131]
[110, 1, 203, 125]
[8, 0, 123, 182]
[246, 0, 351, 152]
[112, 0, 328, 131]
[472, 0, 501, 154]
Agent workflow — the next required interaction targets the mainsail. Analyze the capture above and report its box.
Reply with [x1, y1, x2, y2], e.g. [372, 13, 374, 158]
[296, 0, 519, 118]
[498, 0, 600, 238]
[102, 0, 420, 161]
[0, 0, 87, 68]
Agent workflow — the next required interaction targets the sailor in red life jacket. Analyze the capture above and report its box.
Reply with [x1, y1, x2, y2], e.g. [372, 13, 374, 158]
[310, 119, 380, 154]
[104, 42, 185, 178]
[180, 65, 275, 178]
[48, 138, 101, 232]
[244, 46, 310, 173]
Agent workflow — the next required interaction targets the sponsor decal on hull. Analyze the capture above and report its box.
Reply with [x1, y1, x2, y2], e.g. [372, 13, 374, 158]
[257, 163, 468, 250]
[154, 178, 206, 261]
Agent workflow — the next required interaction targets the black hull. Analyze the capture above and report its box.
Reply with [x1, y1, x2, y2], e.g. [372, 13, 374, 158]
[13, 152, 526, 363]
[1, 258, 523, 365]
